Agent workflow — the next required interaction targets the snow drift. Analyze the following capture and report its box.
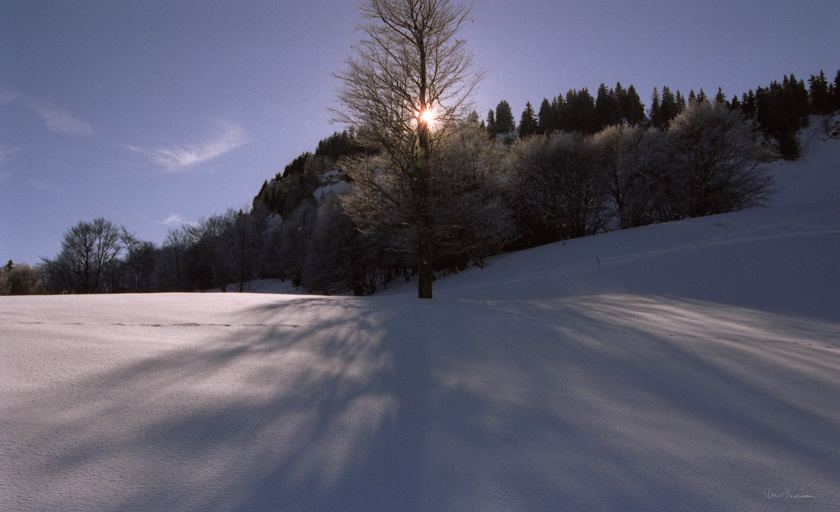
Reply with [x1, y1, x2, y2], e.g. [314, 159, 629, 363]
[1, 121, 839, 511]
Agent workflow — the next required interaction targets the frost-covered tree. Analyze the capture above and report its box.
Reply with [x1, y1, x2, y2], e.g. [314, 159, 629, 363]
[510, 132, 611, 241]
[4, 263, 45, 295]
[426, 123, 516, 267]
[654, 102, 774, 219]
[342, 122, 515, 275]
[334, 0, 481, 298]
[303, 194, 383, 296]
[588, 124, 654, 229]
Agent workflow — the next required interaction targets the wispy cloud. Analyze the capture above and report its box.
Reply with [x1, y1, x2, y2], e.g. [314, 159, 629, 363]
[28, 101, 94, 136]
[128, 120, 248, 172]
[0, 145, 21, 167]
[0, 90, 93, 135]
[158, 214, 199, 228]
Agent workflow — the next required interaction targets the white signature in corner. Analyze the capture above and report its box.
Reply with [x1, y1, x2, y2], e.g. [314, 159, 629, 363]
[765, 489, 817, 500]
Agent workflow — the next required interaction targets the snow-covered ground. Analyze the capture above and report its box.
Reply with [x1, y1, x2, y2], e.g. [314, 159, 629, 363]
[2, 122, 839, 511]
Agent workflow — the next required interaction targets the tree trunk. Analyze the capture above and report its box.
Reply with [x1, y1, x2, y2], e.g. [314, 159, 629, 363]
[416, 104, 434, 299]
[417, 220, 434, 299]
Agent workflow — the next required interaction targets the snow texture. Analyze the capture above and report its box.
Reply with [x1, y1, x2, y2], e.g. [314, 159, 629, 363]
[1, 125, 839, 511]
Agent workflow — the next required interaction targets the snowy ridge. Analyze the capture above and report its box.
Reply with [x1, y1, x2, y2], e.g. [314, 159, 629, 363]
[1, 124, 839, 511]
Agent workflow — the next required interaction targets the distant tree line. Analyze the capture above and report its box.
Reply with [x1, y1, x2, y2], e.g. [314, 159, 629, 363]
[490, 69, 840, 160]
[18, 69, 837, 297]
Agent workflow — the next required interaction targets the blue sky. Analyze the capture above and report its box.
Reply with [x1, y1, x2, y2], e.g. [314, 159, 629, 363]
[2, 0, 839, 265]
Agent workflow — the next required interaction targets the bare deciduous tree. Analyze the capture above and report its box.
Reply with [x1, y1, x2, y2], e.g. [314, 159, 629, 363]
[334, 0, 481, 299]
[42, 218, 122, 294]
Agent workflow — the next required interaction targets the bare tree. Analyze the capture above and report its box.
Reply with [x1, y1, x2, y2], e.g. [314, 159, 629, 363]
[160, 227, 191, 291]
[42, 218, 122, 294]
[334, 0, 481, 299]
[119, 228, 156, 292]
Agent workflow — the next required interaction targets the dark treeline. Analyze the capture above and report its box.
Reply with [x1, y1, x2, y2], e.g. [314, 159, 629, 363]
[493, 69, 840, 159]
[13, 70, 838, 297]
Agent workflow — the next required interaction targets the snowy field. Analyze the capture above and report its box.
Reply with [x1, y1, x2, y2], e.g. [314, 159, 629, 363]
[2, 122, 839, 511]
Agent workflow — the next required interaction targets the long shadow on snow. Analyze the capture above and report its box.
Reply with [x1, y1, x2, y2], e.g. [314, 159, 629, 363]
[7, 293, 840, 511]
[11, 296, 432, 512]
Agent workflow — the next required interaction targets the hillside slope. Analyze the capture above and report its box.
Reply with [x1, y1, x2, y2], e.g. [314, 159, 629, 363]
[1, 121, 839, 512]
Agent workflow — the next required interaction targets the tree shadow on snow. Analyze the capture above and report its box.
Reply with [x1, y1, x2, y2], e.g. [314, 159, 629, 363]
[3, 296, 433, 512]
[4, 293, 840, 511]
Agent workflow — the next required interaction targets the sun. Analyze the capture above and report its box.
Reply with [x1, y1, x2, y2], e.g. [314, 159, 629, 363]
[417, 104, 439, 128]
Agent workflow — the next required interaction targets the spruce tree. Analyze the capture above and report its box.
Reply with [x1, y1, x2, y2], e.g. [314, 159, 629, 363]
[494, 100, 516, 134]
[486, 109, 497, 134]
[833, 70, 840, 111]
[624, 85, 646, 125]
[675, 90, 686, 114]
[741, 90, 756, 118]
[551, 96, 565, 130]
[538, 98, 556, 134]
[808, 70, 830, 114]
[613, 82, 626, 122]
[563, 88, 596, 133]
[659, 86, 677, 128]
[714, 87, 727, 106]
[519, 102, 539, 137]
[594, 83, 616, 131]
[649, 87, 661, 128]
